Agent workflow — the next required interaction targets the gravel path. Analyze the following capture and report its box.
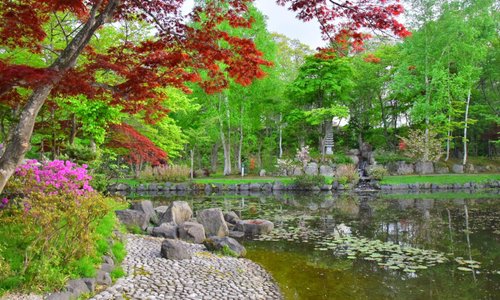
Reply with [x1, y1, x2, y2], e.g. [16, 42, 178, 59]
[90, 234, 282, 300]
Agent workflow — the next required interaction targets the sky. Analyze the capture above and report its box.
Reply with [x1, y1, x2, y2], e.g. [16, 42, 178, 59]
[253, 0, 325, 50]
[182, 0, 325, 50]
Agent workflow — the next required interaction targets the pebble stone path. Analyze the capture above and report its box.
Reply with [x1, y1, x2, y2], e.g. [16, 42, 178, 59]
[89, 234, 283, 300]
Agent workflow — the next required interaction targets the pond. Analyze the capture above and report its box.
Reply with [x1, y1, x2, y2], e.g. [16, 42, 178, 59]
[127, 191, 500, 299]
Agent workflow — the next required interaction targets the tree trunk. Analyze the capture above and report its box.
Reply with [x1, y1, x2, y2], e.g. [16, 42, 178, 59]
[211, 142, 219, 173]
[218, 94, 231, 176]
[0, 0, 120, 194]
[463, 89, 471, 165]
[69, 113, 77, 145]
[190, 149, 194, 180]
[278, 113, 283, 158]
[237, 105, 244, 172]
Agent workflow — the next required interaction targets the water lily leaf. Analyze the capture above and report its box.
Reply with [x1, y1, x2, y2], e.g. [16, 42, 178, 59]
[457, 267, 473, 272]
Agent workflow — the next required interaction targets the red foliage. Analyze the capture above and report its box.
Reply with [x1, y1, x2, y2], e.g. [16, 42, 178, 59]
[399, 140, 407, 151]
[277, 0, 411, 52]
[363, 53, 381, 63]
[0, 0, 410, 116]
[107, 123, 167, 167]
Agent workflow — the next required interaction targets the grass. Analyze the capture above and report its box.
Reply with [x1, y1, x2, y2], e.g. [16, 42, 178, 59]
[380, 174, 500, 185]
[381, 191, 499, 200]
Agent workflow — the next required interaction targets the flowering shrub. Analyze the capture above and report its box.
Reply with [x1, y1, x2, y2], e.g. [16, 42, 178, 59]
[275, 158, 298, 176]
[13, 159, 93, 196]
[335, 164, 360, 184]
[296, 146, 311, 166]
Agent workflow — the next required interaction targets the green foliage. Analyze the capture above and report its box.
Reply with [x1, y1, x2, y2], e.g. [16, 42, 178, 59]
[331, 153, 353, 164]
[368, 165, 389, 181]
[112, 242, 127, 263]
[380, 174, 500, 185]
[218, 245, 239, 258]
[293, 175, 325, 189]
[374, 151, 414, 164]
[399, 128, 443, 162]
[111, 266, 126, 280]
[69, 256, 96, 278]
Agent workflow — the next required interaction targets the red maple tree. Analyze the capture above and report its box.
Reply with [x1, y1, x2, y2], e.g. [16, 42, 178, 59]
[107, 123, 167, 168]
[0, 0, 409, 193]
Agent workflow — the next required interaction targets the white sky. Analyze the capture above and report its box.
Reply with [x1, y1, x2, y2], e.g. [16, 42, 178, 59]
[182, 0, 325, 50]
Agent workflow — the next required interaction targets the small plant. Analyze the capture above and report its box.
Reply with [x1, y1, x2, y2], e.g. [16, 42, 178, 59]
[374, 151, 414, 164]
[335, 164, 359, 184]
[296, 146, 311, 167]
[112, 242, 127, 263]
[293, 174, 326, 189]
[111, 266, 126, 280]
[219, 245, 239, 258]
[332, 153, 353, 164]
[275, 158, 299, 176]
[368, 165, 388, 181]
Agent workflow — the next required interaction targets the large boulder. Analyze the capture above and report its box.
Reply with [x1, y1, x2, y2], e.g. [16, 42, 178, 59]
[115, 209, 148, 230]
[160, 239, 192, 260]
[66, 279, 91, 297]
[178, 222, 206, 244]
[235, 219, 274, 236]
[259, 169, 266, 177]
[452, 164, 464, 174]
[224, 211, 240, 224]
[158, 201, 192, 225]
[196, 208, 229, 237]
[319, 165, 334, 177]
[132, 200, 158, 225]
[304, 162, 318, 175]
[203, 236, 246, 257]
[152, 223, 178, 239]
[415, 161, 434, 174]
[387, 161, 414, 175]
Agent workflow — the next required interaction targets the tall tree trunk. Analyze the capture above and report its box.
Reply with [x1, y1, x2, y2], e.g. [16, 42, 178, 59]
[0, 0, 119, 194]
[237, 105, 244, 172]
[278, 113, 283, 158]
[211, 142, 219, 173]
[463, 89, 471, 165]
[190, 149, 194, 180]
[218, 94, 231, 176]
[445, 115, 452, 161]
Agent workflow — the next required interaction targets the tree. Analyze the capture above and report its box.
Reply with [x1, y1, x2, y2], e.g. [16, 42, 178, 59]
[0, 0, 409, 193]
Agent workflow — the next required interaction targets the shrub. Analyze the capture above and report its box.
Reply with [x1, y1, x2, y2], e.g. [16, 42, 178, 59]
[368, 165, 389, 181]
[332, 152, 353, 164]
[335, 164, 359, 184]
[293, 174, 325, 189]
[374, 151, 414, 164]
[398, 128, 443, 162]
[275, 158, 299, 176]
[111, 266, 126, 280]
[138, 164, 190, 182]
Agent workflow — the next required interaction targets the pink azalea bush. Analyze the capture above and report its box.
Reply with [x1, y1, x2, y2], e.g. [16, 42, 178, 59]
[14, 159, 93, 196]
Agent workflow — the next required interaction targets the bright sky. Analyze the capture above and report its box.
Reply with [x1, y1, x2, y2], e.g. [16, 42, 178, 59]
[253, 0, 325, 50]
[182, 0, 325, 50]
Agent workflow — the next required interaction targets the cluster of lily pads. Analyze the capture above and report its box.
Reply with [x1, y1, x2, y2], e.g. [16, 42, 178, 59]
[314, 236, 449, 273]
[454, 257, 481, 272]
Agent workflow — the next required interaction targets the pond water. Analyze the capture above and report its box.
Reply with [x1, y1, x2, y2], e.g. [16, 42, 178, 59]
[128, 191, 500, 299]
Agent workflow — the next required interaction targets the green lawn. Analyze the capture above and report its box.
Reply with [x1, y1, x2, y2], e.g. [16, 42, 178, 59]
[380, 173, 500, 185]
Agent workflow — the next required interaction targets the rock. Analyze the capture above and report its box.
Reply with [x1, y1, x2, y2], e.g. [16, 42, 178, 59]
[137, 184, 147, 191]
[82, 278, 96, 292]
[224, 211, 240, 224]
[452, 164, 464, 174]
[259, 169, 266, 177]
[66, 279, 90, 296]
[148, 183, 160, 191]
[115, 183, 130, 191]
[272, 181, 285, 190]
[102, 255, 114, 266]
[415, 161, 434, 174]
[228, 231, 245, 239]
[262, 183, 273, 192]
[387, 161, 414, 175]
[196, 208, 229, 237]
[320, 184, 332, 191]
[100, 263, 114, 273]
[96, 270, 112, 285]
[152, 223, 178, 239]
[175, 183, 188, 191]
[292, 167, 303, 176]
[348, 149, 360, 156]
[46, 292, 73, 300]
[434, 164, 449, 174]
[319, 165, 334, 177]
[249, 183, 261, 191]
[304, 162, 318, 175]
[115, 209, 148, 230]
[132, 200, 158, 225]
[203, 237, 246, 257]
[160, 239, 192, 260]
[465, 163, 475, 173]
[154, 205, 169, 215]
[239, 183, 250, 191]
[178, 222, 206, 244]
[235, 219, 274, 236]
[348, 155, 359, 165]
[158, 201, 192, 225]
